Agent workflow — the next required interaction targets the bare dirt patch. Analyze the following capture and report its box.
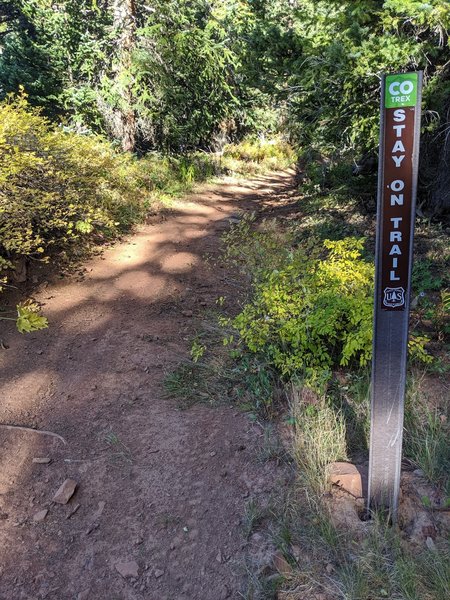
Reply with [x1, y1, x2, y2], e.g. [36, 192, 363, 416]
[0, 171, 296, 600]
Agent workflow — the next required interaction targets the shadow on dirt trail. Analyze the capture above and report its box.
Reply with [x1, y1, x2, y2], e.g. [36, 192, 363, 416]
[0, 170, 296, 600]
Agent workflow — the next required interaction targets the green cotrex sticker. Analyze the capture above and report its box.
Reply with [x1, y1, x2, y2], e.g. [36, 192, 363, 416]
[385, 73, 418, 108]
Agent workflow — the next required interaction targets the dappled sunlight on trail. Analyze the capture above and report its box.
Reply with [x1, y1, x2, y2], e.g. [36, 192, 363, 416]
[0, 170, 296, 599]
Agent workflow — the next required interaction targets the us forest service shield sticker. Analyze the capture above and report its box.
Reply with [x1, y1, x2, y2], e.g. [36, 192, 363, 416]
[383, 286, 405, 308]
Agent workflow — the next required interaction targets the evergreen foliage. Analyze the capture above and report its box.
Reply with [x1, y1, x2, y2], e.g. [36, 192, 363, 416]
[241, 1, 449, 210]
[1, 2, 448, 206]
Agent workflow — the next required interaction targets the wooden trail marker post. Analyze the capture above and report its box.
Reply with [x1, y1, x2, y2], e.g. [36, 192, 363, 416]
[368, 72, 422, 518]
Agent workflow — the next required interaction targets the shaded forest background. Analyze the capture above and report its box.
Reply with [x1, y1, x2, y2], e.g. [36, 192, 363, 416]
[1, 0, 449, 212]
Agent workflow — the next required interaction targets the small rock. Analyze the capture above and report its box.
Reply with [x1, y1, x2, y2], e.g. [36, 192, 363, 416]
[219, 585, 231, 599]
[273, 552, 292, 576]
[326, 563, 334, 574]
[328, 462, 363, 498]
[421, 524, 437, 539]
[329, 496, 362, 530]
[33, 509, 48, 523]
[66, 503, 81, 519]
[93, 500, 106, 519]
[413, 469, 424, 477]
[291, 545, 302, 561]
[52, 479, 77, 504]
[209, 451, 217, 457]
[355, 497, 365, 511]
[32, 458, 51, 464]
[425, 537, 436, 551]
[154, 569, 164, 579]
[115, 560, 139, 579]
[182, 310, 193, 317]
[216, 550, 223, 563]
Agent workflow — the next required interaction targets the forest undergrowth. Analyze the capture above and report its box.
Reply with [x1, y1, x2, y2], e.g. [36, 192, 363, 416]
[0, 93, 292, 333]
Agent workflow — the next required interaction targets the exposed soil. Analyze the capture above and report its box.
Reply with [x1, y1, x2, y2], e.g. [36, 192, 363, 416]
[0, 171, 297, 600]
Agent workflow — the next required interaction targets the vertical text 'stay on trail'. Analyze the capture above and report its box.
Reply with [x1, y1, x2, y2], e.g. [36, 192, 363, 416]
[368, 72, 422, 516]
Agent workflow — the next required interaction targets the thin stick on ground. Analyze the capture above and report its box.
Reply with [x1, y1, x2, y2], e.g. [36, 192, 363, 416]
[0, 424, 67, 445]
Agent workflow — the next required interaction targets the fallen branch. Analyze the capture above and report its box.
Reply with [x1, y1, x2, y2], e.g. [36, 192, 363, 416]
[0, 424, 67, 445]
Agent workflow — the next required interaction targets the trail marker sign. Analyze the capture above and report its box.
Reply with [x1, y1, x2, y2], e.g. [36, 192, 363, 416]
[368, 72, 422, 517]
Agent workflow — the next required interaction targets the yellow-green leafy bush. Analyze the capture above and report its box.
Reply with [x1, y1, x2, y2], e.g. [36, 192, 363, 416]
[222, 136, 294, 174]
[0, 93, 150, 275]
[227, 228, 433, 388]
[231, 237, 374, 387]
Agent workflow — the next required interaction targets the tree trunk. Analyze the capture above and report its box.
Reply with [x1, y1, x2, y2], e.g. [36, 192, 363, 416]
[112, 0, 136, 152]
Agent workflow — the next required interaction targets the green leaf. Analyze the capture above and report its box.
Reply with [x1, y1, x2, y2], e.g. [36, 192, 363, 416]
[75, 220, 94, 234]
[16, 305, 49, 334]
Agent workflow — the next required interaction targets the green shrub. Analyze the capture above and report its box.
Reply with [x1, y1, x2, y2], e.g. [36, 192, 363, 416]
[231, 237, 374, 388]
[0, 94, 223, 280]
[227, 230, 433, 389]
[0, 92, 151, 275]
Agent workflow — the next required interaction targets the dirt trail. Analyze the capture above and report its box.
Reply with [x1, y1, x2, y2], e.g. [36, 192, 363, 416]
[0, 171, 296, 600]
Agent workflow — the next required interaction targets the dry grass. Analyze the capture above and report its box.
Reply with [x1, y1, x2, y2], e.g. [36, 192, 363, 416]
[289, 384, 348, 495]
[274, 380, 450, 600]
